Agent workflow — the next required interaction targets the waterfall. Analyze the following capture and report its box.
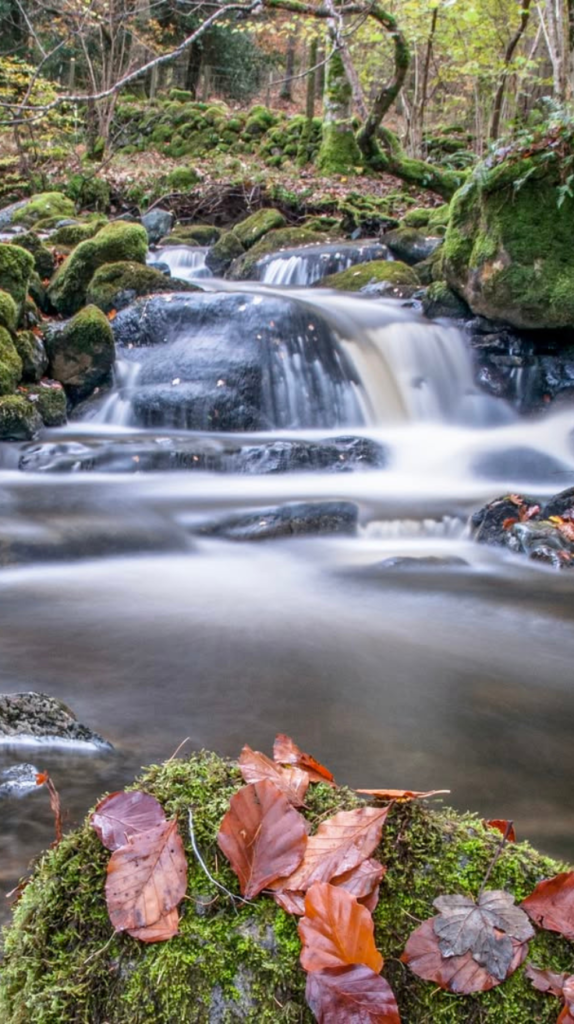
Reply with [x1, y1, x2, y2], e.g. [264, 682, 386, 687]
[255, 242, 389, 286]
[149, 246, 212, 280]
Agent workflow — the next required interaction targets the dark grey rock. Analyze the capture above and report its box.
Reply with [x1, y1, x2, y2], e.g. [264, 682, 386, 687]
[142, 208, 173, 245]
[384, 229, 442, 266]
[0, 693, 112, 749]
[197, 501, 358, 541]
[0, 763, 41, 797]
[543, 486, 574, 519]
[375, 555, 468, 570]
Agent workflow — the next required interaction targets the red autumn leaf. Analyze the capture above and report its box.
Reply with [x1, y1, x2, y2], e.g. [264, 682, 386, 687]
[522, 872, 574, 940]
[519, 503, 541, 522]
[299, 882, 384, 974]
[401, 918, 529, 993]
[127, 907, 180, 943]
[306, 964, 401, 1023]
[503, 517, 518, 530]
[271, 804, 390, 895]
[107, 309, 117, 321]
[91, 790, 166, 851]
[238, 745, 309, 807]
[273, 859, 386, 917]
[106, 817, 187, 936]
[217, 780, 308, 899]
[356, 788, 449, 801]
[484, 820, 516, 842]
[525, 963, 568, 998]
[273, 733, 336, 786]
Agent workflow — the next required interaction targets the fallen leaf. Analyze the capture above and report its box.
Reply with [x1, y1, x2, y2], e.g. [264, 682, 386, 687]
[106, 817, 187, 935]
[331, 858, 386, 903]
[299, 882, 383, 973]
[107, 309, 117, 321]
[401, 917, 529, 993]
[356, 788, 449, 801]
[484, 820, 516, 842]
[523, 872, 574, 940]
[274, 889, 306, 915]
[238, 745, 309, 807]
[271, 804, 390, 895]
[217, 779, 307, 898]
[433, 890, 533, 979]
[503, 517, 518, 530]
[306, 964, 401, 1023]
[273, 733, 336, 786]
[91, 790, 166, 851]
[36, 771, 63, 845]
[127, 906, 180, 943]
[525, 963, 568, 998]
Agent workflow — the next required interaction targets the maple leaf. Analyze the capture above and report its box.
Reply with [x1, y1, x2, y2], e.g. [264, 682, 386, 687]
[106, 818, 187, 937]
[299, 882, 383, 974]
[273, 733, 336, 786]
[526, 965, 574, 1023]
[217, 780, 307, 899]
[432, 891, 533, 979]
[522, 872, 574, 940]
[305, 964, 401, 1023]
[91, 790, 166, 851]
[271, 805, 390, 895]
[356, 788, 449, 802]
[238, 745, 309, 807]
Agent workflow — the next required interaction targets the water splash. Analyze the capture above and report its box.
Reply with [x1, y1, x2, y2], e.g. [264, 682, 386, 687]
[255, 242, 389, 286]
[150, 246, 212, 280]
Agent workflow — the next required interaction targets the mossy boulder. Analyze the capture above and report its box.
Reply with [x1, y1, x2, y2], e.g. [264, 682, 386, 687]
[14, 329, 48, 383]
[205, 231, 245, 275]
[0, 290, 17, 331]
[166, 167, 201, 191]
[415, 246, 444, 286]
[49, 219, 107, 248]
[11, 192, 75, 228]
[422, 281, 470, 319]
[384, 227, 443, 266]
[322, 260, 419, 292]
[243, 105, 277, 137]
[13, 231, 55, 279]
[0, 394, 42, 440]
[0, 325, 22, 394]
[19, 382, 67, 427]
[0, 244, 34, 317]
[86, 261, 198, 314]
[229, 227, 327, 280]
[0, 748, 572, 1023]
[45, 305, 115, 403]
[47, 222, 148, 316]
[443, 153, 574, 329]
[160, 224, 221, 246]
[233, 209, 286, 250]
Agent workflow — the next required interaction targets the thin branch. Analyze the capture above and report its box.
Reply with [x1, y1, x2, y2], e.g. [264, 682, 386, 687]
[187, 808, 253, 909]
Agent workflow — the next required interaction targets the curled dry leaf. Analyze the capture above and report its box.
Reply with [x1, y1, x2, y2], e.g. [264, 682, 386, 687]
[522, 872, 574, 940]
[299, 882, 383, 974]
[484, 820, 516, 842]
[106, 817, 187, 935]
[271, 804, 391, 896]
[91, 790, 166, 851]
[273, 858, 385, 917]
[36, 771, 63, 845]
[306, 964, 401, 1024]
[356, 788, 450, 802]
[217, 779, 308, 899]
[401, 917, 529, 994]
[238, 745, 309, 807]
[273, 733, 336, 786]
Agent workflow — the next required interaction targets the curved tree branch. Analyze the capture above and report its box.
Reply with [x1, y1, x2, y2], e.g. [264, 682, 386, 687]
[490, 0, 532, 140]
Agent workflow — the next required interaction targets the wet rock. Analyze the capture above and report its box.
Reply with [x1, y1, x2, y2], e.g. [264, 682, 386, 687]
[375, 555, 468, 570]
[542, 486, 574, 518]
[0, 692, 112, 749]
[0, 395, 42, 440]
[14, 329, 48, 383]
[45, 305, 115, 404]
[242, 240, 388, 286]
[422, 282, 469, 319]
[472, 448, 572, 486]
[321, 259, 417, 293]
[47, 222, 148, 315]
[142, 208, 173, 245]
[86, 261, 197, 314]
[236, 435, 386, 473]
[197, 500, 359, 541]
[18, 382, 67, 427]
[384, 228, 442, 266]
[0, 199, 28, 230]
[470, 495, 537, 546]
[205, 231, 245, 275]
[0, 763, 41, 798]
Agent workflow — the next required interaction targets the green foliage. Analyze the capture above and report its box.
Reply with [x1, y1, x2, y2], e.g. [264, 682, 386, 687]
[66, 175, 110, 212]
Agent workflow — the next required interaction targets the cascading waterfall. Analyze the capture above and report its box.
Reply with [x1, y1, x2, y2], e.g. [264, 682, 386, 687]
[255, 241, 389, 286]
[149, 246, 212, 280]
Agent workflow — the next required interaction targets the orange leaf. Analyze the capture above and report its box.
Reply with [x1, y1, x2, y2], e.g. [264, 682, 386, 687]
[91, 790, 166, 851]
[523, 872, 574, 940]
[503, 517, 518, 530]
[107, 309, 117, 321]
[299, 882, 383, 973]
[306, 964, 401, 1023]
[238, 745, 309, 807]
[106, 818, 187, 935]
[217, 780, 308, 899]
[356, 788, 449, 801]
[273, 733, 336, 786]
[484, 819, 516, 842]
[36, 771, 63, 844]
[127, 907, 180, 943]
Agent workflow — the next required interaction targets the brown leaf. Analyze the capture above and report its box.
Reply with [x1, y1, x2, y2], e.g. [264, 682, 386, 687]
[332, 858, 386, 902]
[306, 965, 401, 1023]
[274, 889, 306, 915]
[217, 780, 308, 899]
[271, 805, 390, 895]
[36, 771, 63, 845]
[356, 788, 449, 801]
[522, 872, 574, 940]
[127, 907, 180, 943]
[401, 918, 528, 994]
[299, 882, 383, 974]
[273, 733, 336, 786]
[484, 820, 516, 842]
[525, 963, 568, 998]
[106, 818, 187, 934]
[238, 745, 309, 807]
[91, 790, 166, 851]
[503, 517, 519, 530]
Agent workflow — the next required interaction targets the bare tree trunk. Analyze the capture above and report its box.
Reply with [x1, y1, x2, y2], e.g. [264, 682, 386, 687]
[490, 0, 532, 140]
[279, 36, 296, 100]
[297, 36, 318, 165]
[537, 0, 568, 100]
[417, 7, 438, 153]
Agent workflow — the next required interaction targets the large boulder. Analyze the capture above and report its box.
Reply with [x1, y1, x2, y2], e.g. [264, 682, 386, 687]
[0, 749, 568, 1023]
[0, 395, 42, 440]
[142, 207, 173, 244]
[45, 305, 115, 403]
[13, 231, 55, 279]
[0, 244, 34, 318]
[443, 152, 574, 329]
[85, 261, 197, 313]
[47, 222, 148, 315]
[11, 192, 75, 229]
[232, 208, 285, 249]
[0, 326, 22, 395]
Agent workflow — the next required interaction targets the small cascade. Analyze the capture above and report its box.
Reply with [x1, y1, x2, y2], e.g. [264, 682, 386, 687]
[90, 359, 142, 425]
[255, 241, 388, 286]
[149, 246, 212, 280]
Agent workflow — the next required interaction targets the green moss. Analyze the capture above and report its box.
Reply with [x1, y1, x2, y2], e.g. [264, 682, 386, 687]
[422, 280, 470, 319]
[427, 203, 451, 231]
[0, 290, 17, 331]
[160, 224, 220, 246]
[0, 394, 42, 439]
[46, 305, 115, 402]
[12, 192, 75, 227]
[47, 222, 148, 316]
[166, 167, 200, 191]
[0, 244, 34, 317]
[205, 231, 245, 275]
[317, 53, 362, 175]
[13, 329, 47, 383]
[0, 325, 22, 394]
[19, 382, 67, 426]
[244, 105, 277, 137]
[86, 261, 198, 314]
[0, 750, 571, 1023]
[50, 219, 107, 248]
[66, 175, 110, 212]
[322, 259, 419, 291]
[402, 207, 431, 228]
[233, 209, 286, 249]
[12, 232, 54, 280]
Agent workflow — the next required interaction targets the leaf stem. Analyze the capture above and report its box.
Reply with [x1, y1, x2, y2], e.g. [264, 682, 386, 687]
[478, 821, 514, 898]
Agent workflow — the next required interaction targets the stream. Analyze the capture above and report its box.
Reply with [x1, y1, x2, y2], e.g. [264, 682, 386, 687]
[2, 241, 574, 913]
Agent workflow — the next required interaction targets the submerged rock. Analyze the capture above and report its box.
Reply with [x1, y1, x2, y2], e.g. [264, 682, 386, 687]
[0, 763, 41, 798]
[197, 500, 359, 540]
[472, 447, 572, 486]
[0, 692, 112, 748]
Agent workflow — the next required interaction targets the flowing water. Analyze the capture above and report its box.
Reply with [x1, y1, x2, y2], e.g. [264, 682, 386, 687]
[2, 247, 574, 912]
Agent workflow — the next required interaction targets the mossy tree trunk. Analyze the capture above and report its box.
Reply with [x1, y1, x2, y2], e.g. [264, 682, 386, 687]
[297, 37, 318, 166]
[317, 45, 362, 174]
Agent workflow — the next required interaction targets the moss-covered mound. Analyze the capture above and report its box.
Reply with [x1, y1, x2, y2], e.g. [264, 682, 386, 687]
[0, 394, 42, 440]
[86, 261, 197, 313]
[14, 329, 48, 382]
[45, 305, 115, 402]
[0, 244, 34, 317]
[1, 749, 572, 1023]
[229, 226, 328, 280]
[0, 290, 17, 331]
[233, 208, 286, 249]
[18, 383, 67, 427]
[13, 232, 55, 279]
[47, 222, 148, 315]
[443, 152, 574, 329]
[322, 260, 419, 292]
[422, 280, 470, 319]
[159, 224, 220, 247]
[0, 325, 22, 394]
[11, 192, 75, 228]
[49, 219, 107, 249]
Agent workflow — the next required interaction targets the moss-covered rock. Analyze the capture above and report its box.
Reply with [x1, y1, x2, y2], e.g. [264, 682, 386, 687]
[229, 227, 327, 280]
[427, 204, 451, 232]
[0, 394, 42, 439]
[13, 232, 55, 279]
[14, 329, 48, 383]
[233, 208, 286, 249]
[384, 227, 443, 266]
[0, 325, 22, 394]
[86, 261, 198, 313]
[322, 259, 419, 292]
[47, 222, 148, 316]
[45, 305, 115, 402]
[19, 382, 67, 427]
[205, 231, 245, 275]
[0, 289, 17, 331]
[160, 224, 221, 246]
[422, 280, 470, 319]
[243, 104, 277, 137]
[49, 219, 107, 248]
[0, 749, 572, 1023]
[65, 175, 110, 212]
[0, 244, 34, 317]
[415, 246, 444, 286]
[11, 192, 75, 228]
[443, 153, 574, 329]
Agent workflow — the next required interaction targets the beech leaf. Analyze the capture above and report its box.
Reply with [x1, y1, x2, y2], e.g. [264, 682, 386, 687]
[271, 804, 390, 895]
[484, 819, 516, 842]
[356, 788, 449, 801]
[127, 907, 180, 943]
[299, 882, 383, 974]
[217, 779, 307, 899]
[238, 745, 309, 807]
[306, 964, 401, 1023]
[432, 890, 533, 977]
[91, 790, 166, 851]
[106, 818, 187, 934]
[274, 859, 385, 917]
[273, 733, 336, 786]
[525, 963, 569, 999]
[401, 918, 529, 993]
[522, 872, 574, 940]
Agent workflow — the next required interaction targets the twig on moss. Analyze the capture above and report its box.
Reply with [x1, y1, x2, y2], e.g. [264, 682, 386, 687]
[187, 808, 253, 909]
